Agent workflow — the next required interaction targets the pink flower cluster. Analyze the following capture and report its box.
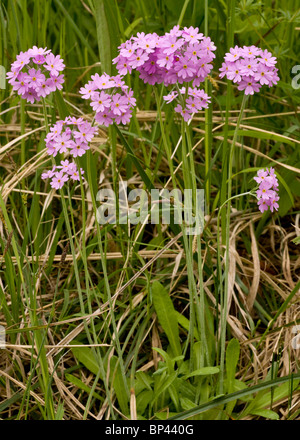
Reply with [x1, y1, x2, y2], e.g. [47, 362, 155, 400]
[164, 86, 211, 121]
[42, 116, 96, 189]
[113, 25, 216, 87]
[6, 46, 65, 103]
[219, 45, 279, 95]
[79, 73, 136, 126]
[45, 116, 97, 158]
[41, 160, 84, 190]
[254, 168, 279, 213]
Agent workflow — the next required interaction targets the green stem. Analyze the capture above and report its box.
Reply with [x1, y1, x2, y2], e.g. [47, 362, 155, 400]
[154, 86, 175, 176]
[219, 93, 248, 394]
[177, 0, 190, 26]
[204, 0, 212, 215]
[42, 98, 49, 134]
[220, 0, 236, 245]
[20, 98, 26, 169]
[185, 121, 209, 367]
[86, 150, 130, 414]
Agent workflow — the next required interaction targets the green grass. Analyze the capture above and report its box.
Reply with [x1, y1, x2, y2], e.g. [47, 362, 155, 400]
[0, 0, 300, 421]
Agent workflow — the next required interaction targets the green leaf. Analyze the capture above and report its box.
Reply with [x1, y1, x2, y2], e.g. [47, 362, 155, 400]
[182, 367, 220, 380]
[54, 0, 97, 62]
[109, 356, 129, 416]
[124, 17, 143, 38]
[93, 0, 112, 74]
[114, 124, 155, 192]
[232, 379, 249, 400]
[276, 171, 294, 208]
[168, 383, 180, 412]
[174, 377, 197, 401]
[292, 235, 300, 245]
[70, 342, 100, 376]
[152, 372, 177, 404]
[226, 338, 240, 393]
[65, 373, 103, 401]
[135, 371, 153, 392]
[153, 347, 183, 373]
[180, 397, 197, 411]
[54, 90, 70, 119]
[155, 412, 178, 420]
[175, 311, 200, 341]
[136, 390, 153, 415]
[251, 409, 279, 420]
[167, 373, 300, 420]
[0, 393, 22, 413]
[55, 402, 65, 420]
[151, 281, 182, 359]
[225, 129, 295, 147]
[244, 379, 300, 416]
[225, 338, 240, 417]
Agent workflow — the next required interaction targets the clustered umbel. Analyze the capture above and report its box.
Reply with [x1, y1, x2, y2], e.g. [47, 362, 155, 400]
[41, 116, 97, 189]
[219, 45, 279, 95]
[164, 86, 211, 121]
[6, 46, 65, 103]
[254, 168, 280, 213]
[8, 40, 281, 210]
[113, 25, 216, 87]
[41, 160, 85, 190]
[44, 116, 97, 157]
[79, 73, 136, 126]
[113, 25, 216, 120]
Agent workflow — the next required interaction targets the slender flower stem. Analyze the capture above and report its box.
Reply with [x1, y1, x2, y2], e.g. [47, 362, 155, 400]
[42, 97, 49, 134]
[20, 98, 26, 169]
[154, 86, 175, 177]
[204, 0, 212, 215]
[218, 93, 248, 394]
[185, 120, 209, 367]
